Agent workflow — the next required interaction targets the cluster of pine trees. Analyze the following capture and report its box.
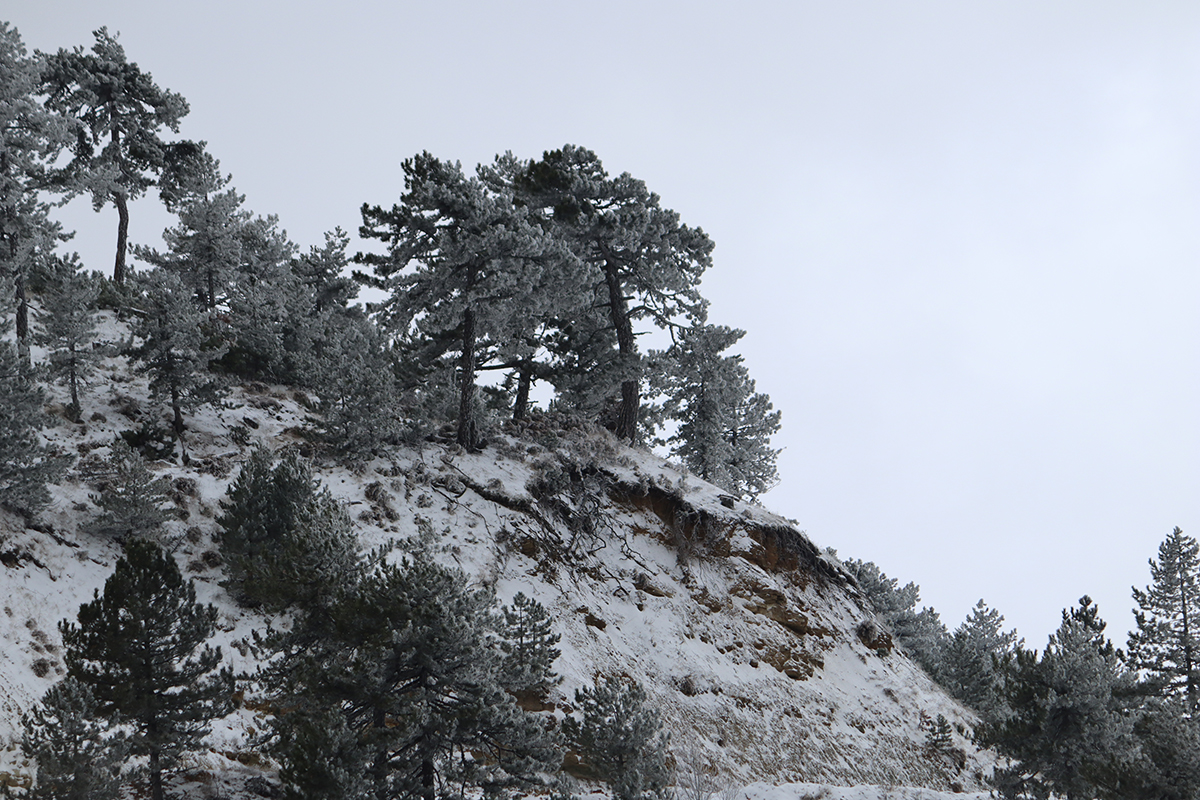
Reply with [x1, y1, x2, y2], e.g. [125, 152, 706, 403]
[849, 525, 1200, 799]
[0, 20, 763, 799]
[21, 444, 673, 800]
[0, 21, 782, 514]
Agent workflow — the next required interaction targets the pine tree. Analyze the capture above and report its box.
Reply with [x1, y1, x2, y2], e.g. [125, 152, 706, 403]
[498, 592, 562, 699]
[357, 152, 556, 450]
[563, 675, 671, 800]
[36, 254, 101, 419]
[843, 559, 948, 673]
[60, 539, 232, 800]
[272, 707, 373, 800]
[939, 599, 1020, 716]
[983, 597, 1142, 800]
[306, 307, 401, 453]
[134, 187, 245, 311]
[40, 27, 189, 284]
[924, 713, 954, 754]
[87, 439, 172, 540]
[269, 554, 559, 800]
[218, 446, 358, 611]
[131, 269, 225, 436]
[1129, 527, 1200, 713]
[0, 309, 67, 514]
[498, 145, 714, 442]
[21, 677, 124, 800]
[0, 22, 71, 367]
[652, 324, 781, 499]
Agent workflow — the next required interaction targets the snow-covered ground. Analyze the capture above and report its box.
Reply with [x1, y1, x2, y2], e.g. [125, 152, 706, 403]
[0, 312, 999, 796]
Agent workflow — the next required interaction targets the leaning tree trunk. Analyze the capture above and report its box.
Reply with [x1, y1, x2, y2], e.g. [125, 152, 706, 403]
[113, 190, 130, 285]
[457, 306, 478, 450]
[603, 260, 638, 443]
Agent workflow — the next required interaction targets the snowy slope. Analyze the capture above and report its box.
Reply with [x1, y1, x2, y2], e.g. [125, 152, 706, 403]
[0, 317, 997, 795]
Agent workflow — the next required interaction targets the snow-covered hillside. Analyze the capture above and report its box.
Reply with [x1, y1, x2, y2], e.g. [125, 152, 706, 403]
[0, 315, 996, 796]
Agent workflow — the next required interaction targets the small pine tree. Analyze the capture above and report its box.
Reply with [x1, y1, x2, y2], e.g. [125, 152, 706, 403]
[218, 446, 358, 611]
[924, 713, 953, 754]
[87, 439, 173, 540]
[305, 315, 401, 453]
[563, 676, 671, 800]
[60, 539, 232, 800]
[132, 269, 225, 436]
[939, 599, 1020, 716]
[21, 677, 124, 800]
[844, 558, 948, 674]
[35, 254, 101, 419]
[272, 707, 373, 800]
[0, 314, 67, 513]
[499, 592, 562, 698]
[652, 324, 781, 500]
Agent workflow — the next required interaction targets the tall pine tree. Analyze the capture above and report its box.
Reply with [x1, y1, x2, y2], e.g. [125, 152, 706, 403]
[497, 145, 714, 442]
[1128, 527, 1200, 713]
[357, 152, 555, 449]
[0, 22, 70, 366]
[983, 597, 1141, 800]
[40, 27, 189, 284]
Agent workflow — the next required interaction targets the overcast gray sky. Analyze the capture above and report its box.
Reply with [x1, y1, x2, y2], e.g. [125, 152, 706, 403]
[14, 2, 1200, 646]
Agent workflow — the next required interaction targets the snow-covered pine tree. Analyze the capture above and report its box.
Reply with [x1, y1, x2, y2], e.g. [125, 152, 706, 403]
[843, 558, 948, 675]
[0, 307, 67, 514]
[87, 439, 172, 540]
[21, 677, 124, 800]
[134, 187, 244, 311]
[0, 22, 71, 366]
[1128, 527, 1200, 713]
[563, 675, 671, 800]
[218, 446, 359, 611]
[652, 324, 781, 500]
[924, 713, 953, 754]
[499, 591, 562, 699]
[60, 539, 232, 800]
[221, 207, 299, 379]
[496, 145, 714, 443]
[268, 554, 559, 800]
[131, 269, 225, 436]
[35, 254, 101, 419]
[40, 27, 189, 284]
[305, 312, 402, 453]
[939, 599, 1020, 716]
[357, 152, 556, 450]
[983, 597, 1141, 800]
[271, 707, 373, 800]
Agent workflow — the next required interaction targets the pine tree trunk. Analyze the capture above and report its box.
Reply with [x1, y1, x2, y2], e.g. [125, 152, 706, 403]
[457, 307, 478, 450]
[68, 346, 80, 417]
[603, 259, 638, 443]
[14, 269, 29, 368]
[1181, 561, 1196, 713]
[513, 362, 532, 421]
[113, 191, 130, 285]
[149, 747, 163, 800]
[171, 380, 184, 436]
